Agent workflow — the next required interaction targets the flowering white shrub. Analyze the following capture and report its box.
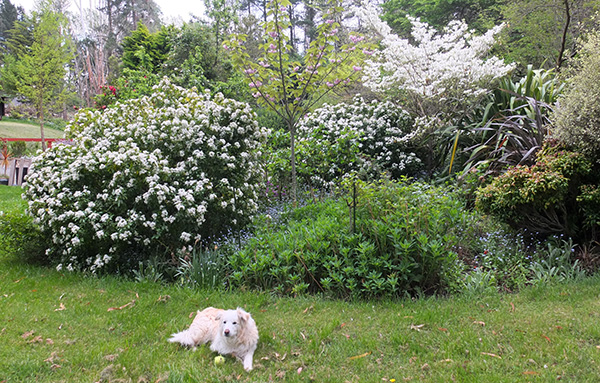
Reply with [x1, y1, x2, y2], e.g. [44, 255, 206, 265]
[356, 4, 514, 117]
[267, 96, 422, 190]
[24, 78, 267, 273]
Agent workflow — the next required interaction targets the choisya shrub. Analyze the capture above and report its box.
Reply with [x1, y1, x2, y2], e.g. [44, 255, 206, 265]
[24, 78, 267, 273]
[266, 97, 422, 191]
[475, 140, 597, 240]
[228, 178, 523, 299]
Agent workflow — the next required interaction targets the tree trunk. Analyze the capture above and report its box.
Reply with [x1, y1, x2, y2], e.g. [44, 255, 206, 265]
[289, 120, 297, 205]
[557, 0, 570, 70]
[40, 106, 46, 152]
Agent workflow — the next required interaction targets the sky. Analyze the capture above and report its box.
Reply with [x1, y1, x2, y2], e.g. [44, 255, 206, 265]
[11, 0, 207, 23]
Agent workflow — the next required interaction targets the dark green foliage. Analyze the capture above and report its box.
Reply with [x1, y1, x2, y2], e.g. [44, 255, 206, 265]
[380, 0, 500, 36]
[162, 22, 244, 99]
[0, 211, 46, 264]
[496, 0, 596, 69]
[121, 22, 171, 73]
[228, 179, 528, 298]
[0, 0, 22, 54]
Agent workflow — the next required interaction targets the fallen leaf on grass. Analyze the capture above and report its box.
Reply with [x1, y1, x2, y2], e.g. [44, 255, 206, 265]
[297, 367, 303, 374]
[522, 371, 539, 375]
[54, 303, 66, 312]
[28, 335, 43, 344]
[438, 327, 448, 332]
[104, 354, 118, 361]
[156, 295, 170, 303]
[349, 351, 371, 360]
[46, 338, 54, 345]
[542, 334, 551, 343]
[50, 364, 61, 370]
[44, 351, 61, 363]
[107, 300, 135, 312]
[410, 324, 425, 331]
[473, 321, 485, 326]
[481, 352, 501, 359]
[13, 276, 26, 283]
[510, 302, 515, 312]
[21, 330, 35, 339]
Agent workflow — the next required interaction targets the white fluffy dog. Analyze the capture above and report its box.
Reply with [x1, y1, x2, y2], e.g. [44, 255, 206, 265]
[168, 307, 259, 371]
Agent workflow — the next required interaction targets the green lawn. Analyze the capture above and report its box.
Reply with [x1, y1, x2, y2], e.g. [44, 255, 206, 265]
[0, 186, 27, 214]
[2, 188, 600, 382]
[0, 119, 64, 139]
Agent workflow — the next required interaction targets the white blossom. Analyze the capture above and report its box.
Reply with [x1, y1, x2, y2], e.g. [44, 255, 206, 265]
[356, 4, 514, 115]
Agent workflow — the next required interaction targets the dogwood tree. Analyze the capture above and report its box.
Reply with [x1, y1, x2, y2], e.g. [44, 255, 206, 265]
[225, 0, 371, 202]
[356, 3, 514, 118]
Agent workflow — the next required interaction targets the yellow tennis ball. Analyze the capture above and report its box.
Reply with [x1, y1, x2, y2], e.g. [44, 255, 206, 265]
[214, 355, 225, 366]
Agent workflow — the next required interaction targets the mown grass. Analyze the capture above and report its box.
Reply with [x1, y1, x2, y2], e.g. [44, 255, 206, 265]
[2, 189, 600, 382]
[2, 256, 600, 382]
[0, 119, 64, 139]
[0, 186, 27, 214]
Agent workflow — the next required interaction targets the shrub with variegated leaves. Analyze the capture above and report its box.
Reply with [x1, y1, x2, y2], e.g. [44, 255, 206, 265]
[24, 78, 267, 273]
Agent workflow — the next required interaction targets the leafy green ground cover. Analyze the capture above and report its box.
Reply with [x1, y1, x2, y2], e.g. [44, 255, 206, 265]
[0, 119, 64, 139]
[2, 187, 600, 382]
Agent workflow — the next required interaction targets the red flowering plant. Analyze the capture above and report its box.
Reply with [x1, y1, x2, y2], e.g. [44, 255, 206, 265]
[94, 69, 160, 109]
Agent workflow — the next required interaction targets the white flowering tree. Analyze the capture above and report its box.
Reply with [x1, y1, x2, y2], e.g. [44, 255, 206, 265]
[224, 0, 372, 202]
[24, 79, 268, 273]
[356, 3, 514, 118]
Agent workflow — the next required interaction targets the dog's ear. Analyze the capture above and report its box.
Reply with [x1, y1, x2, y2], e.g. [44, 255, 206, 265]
[236, 307, 250, 322]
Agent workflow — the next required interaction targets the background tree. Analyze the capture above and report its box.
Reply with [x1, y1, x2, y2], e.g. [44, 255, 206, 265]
[121, 21, 170, 72]
[226, 0, 371, 202]
[204, 0, 238, 67]
[12, 6, 74, 150]
[380, 0, 502, 36]
[0, 0, 23, 54]
[498, 0, 599, 69]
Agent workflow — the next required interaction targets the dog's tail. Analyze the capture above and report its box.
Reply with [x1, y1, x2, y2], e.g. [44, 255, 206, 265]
[168, 329, 197, 347]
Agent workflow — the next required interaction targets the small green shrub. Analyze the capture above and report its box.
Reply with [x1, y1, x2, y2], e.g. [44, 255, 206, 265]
[228, 179, 529, 299]
[9, 141, 27, 157]
[529, 238, 586, 285]
[475, 141, 594, 239]
[0, 211, 46, 263]
[175, 245, 229, 289]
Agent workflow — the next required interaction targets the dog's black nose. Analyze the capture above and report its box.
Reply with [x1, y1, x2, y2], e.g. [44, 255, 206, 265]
[224, 329, 230, 336]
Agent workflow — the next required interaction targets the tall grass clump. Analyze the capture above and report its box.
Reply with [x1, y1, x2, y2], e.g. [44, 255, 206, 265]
[228, 178, 531, 299]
